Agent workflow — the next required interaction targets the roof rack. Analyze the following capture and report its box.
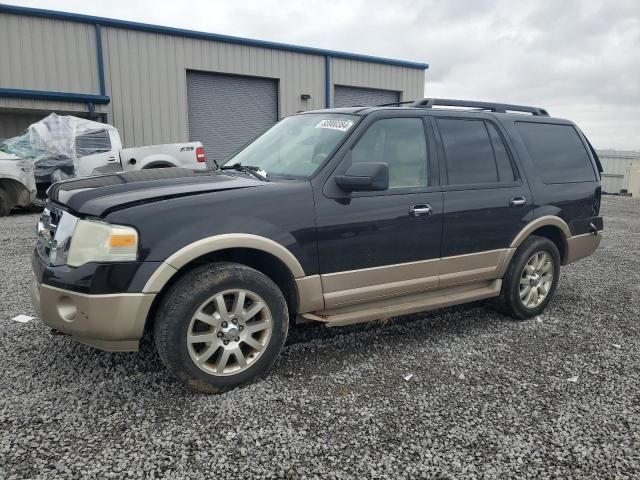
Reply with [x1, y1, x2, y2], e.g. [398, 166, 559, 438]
[375, 100, 416, 107]
[412, 98, 550, 116]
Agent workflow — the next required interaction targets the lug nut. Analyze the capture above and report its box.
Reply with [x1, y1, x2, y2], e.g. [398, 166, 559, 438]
[234, 336, 240, 342]
[223, 340, 229, 345]
[239, 325, 244, 331]
[221, 321, 228, 328]
[217, 332, 224, 338]
[232, 318, 238, 325]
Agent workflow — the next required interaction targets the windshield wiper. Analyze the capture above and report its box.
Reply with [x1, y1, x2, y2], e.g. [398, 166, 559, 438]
[220, 163, 269, 182]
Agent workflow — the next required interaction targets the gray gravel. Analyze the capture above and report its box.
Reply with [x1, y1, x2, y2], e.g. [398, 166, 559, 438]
[1, 196, 639, 479]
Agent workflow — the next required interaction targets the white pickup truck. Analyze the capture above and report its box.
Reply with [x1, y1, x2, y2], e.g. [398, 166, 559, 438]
[0, 114, 208, 216]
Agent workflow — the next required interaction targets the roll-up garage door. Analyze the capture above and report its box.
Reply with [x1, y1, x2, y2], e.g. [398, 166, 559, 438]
[333, 85, 400, 108]
[187, 71, 278, 167]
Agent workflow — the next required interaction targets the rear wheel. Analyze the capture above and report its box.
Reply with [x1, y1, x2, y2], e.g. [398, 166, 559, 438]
[0, 189, 12, 217]
[154, 262, 289, 393]
[497, 235, 561, 319]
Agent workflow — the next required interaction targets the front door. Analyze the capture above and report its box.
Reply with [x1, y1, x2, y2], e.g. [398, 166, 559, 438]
[314, 114, 443, 309]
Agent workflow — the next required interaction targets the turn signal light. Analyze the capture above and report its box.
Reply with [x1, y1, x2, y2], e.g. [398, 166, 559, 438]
[109, 234, 137, 248]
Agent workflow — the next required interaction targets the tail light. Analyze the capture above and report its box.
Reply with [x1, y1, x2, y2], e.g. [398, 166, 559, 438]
[593, 187, 601, 215]
[196, 146, 206, 163]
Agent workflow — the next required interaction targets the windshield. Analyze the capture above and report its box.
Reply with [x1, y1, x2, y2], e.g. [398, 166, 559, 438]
[223, 113, 358, 178]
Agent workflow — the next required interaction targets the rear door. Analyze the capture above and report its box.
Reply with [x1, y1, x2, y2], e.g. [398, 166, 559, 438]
[431, 113, 533, 285]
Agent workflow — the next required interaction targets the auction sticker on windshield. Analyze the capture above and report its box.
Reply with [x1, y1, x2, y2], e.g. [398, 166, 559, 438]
[315, 119, 354, 131]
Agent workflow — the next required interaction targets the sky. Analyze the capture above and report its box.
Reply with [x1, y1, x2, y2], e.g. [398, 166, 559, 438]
[10, 0, 640, 150]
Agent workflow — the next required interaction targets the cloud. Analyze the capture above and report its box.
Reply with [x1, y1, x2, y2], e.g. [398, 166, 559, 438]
[11, 0, 640, 149]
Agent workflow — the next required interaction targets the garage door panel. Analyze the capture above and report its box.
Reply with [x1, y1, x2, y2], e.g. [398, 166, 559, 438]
[187, 71, 278, 166]
[334, 85, 400, 108]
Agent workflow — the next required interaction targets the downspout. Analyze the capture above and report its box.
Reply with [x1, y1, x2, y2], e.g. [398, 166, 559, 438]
[94, 23, 108, 123]
[325, 55, 332, 108]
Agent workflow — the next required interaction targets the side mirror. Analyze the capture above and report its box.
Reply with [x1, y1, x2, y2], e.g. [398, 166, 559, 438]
[335, 162, 389, 192]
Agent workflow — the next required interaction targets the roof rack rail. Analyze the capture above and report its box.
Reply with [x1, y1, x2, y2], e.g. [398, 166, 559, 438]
[412, 98, 550, 116]
[375, 100, 416, 107]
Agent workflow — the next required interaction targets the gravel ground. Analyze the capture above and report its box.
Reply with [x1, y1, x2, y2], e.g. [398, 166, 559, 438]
[0, 195, 639, 479]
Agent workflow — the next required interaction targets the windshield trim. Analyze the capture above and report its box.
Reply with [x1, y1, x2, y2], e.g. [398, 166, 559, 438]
[222, 112, 363, 180]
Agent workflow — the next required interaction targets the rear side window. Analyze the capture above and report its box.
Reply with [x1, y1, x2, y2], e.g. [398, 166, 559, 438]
[516, 122, 596, 183]
[436, 118, 514, 185]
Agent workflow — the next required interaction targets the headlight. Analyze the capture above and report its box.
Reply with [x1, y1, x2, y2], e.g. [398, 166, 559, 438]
[66, 220, 138, 267]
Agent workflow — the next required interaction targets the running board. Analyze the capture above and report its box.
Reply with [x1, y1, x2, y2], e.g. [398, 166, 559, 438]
[301, 279, 502, 327]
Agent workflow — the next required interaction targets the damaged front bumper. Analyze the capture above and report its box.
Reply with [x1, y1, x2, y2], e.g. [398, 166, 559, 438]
[30, 256, 155, 352]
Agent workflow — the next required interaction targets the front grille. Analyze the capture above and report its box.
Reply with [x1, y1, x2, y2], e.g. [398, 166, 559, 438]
[36, 203, 78, 266]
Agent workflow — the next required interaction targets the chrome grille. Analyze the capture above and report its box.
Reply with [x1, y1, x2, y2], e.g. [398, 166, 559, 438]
[36, 204, 78, 266]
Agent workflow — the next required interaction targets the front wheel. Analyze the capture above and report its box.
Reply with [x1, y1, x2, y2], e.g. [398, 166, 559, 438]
[497, 235, 561, 320]
[154, 262, 289, 393]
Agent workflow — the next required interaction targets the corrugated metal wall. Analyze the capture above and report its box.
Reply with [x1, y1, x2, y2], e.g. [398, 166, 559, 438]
[0, 11, 427, 148]
[597, 150, 640, 193]
[100, 26, 328, 147]
[0, 13, 105, 114]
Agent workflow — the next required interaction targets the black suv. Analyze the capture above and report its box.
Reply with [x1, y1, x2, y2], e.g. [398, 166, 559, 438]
[31, 98, 603, 392]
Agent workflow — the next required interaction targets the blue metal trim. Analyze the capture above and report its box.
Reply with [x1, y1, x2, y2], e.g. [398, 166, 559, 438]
[95, 23, 106, 96]
[0, 4, 429, 70]
[0, 88, 111, 104]
[325, 56, 332, 108]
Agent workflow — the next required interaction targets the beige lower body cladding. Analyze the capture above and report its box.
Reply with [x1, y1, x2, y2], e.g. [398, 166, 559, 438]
[30, 276, 154, 352]
[29, 229, 602, 350]
[565, 232, 602, 265]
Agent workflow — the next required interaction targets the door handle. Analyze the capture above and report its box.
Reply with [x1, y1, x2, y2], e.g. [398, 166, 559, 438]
[510, 196, 527, 207]
[409, 204, 432, 217]
[107, 156, 118, 162]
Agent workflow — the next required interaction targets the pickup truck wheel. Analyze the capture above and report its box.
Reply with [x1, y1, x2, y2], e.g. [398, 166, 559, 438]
[154, 262, 289, 393]
[497, 235, 560, 320]
[0, 190, 12, 217]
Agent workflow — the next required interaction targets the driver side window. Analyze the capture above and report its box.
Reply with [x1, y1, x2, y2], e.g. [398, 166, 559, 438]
[350, 117, 428, 188]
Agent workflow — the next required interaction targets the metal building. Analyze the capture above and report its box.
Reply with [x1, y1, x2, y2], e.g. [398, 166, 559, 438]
[0, 5, 428, 163]
[597, 150, 640, 196]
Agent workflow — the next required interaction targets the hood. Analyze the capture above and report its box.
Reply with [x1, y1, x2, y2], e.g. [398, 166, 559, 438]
[48, 168, 266, 217]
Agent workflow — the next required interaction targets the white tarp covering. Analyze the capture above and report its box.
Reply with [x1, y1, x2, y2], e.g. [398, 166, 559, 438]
[0, 113, 117, 183]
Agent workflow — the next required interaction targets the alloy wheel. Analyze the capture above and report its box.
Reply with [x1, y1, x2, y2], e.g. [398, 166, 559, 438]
[519, 251, 554, 309]
[186, 289, 273, 376]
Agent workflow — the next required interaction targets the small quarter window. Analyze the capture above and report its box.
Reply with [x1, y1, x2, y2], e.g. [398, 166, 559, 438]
[487, 122, 515, 182]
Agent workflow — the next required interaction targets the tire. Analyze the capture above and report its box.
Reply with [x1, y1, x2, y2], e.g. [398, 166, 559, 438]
[0, 189, 12, 217]
[154, 262, 289, 393]
[497, 235, 561, 320]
